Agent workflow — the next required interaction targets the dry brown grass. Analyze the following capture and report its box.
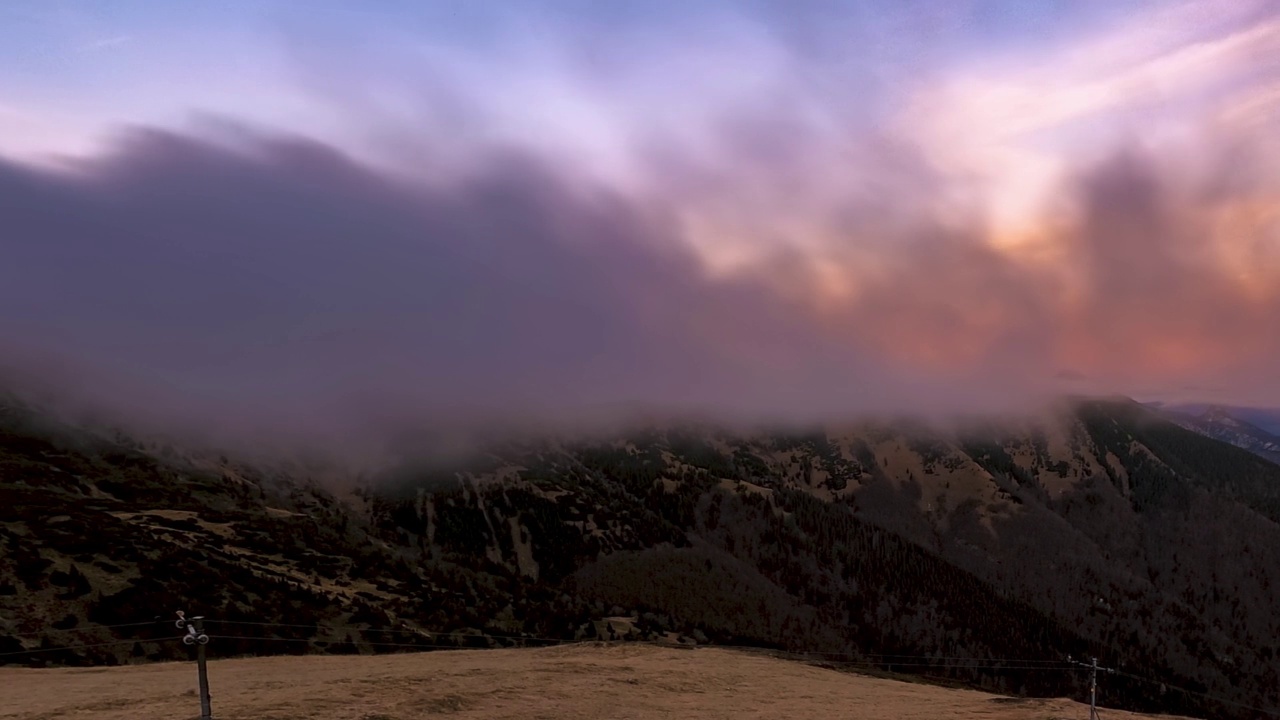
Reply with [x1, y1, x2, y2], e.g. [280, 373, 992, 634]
[0, 643, 1197, 720]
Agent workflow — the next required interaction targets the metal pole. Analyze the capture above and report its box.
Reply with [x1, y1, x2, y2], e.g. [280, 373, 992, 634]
[195, 617, 212, 720]
[177, 611, 213, 720]
[1070, 654, 1112, 720]
[1090, 656, 1098, 720]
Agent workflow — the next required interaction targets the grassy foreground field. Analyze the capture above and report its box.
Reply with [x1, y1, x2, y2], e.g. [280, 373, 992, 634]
[0, 643, 1197, 720]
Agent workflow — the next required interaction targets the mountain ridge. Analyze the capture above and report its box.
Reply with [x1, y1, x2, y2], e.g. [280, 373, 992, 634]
[3, 395, 1279, 719]
[1147, 402, 1280, 465]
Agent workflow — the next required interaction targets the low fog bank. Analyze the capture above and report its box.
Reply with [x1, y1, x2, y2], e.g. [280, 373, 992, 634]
[0, 125, 1084, 466]
[0, 350, 1092, 483]
[2, 116, 1275, 466]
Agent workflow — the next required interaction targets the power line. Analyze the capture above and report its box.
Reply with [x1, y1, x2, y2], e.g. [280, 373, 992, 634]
[804, 660, 1076, 671]
[761, 649, 1073, 670]
[209, 621, 1078, 665]
[4, 620, 162, 641]
[799, 651, 1070, 664]
[193, 631, 1079, 672]
[209, 624, 1073, 666]
[0, 639, 152, 658]
[0, 625, 566, 661]
[205, 635, 1068, 671]
[209, 620, 574, 643]
[1111, 668, 1280, 719]
[206, 633, 569, 649]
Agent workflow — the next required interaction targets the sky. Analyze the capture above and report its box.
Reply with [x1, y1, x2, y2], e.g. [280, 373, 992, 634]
[2, 0, 1279, 448]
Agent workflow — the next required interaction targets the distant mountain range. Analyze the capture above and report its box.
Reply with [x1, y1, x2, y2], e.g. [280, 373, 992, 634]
[1148, 402, 1280, 435]
[1146, 402, 1280, 464]
[4, 395, 1280, 719]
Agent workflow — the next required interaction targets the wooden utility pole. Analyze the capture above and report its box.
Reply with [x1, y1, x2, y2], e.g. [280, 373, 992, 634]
[177, 611, 212, 720]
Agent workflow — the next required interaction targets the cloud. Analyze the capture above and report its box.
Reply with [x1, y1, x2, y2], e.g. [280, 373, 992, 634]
[78, 35, 133, 53]
[0, 126, 946, 451]
[2, 111, 1276, 456]
[1, 1, 1279, 453]
[899, 0, 1280, 235]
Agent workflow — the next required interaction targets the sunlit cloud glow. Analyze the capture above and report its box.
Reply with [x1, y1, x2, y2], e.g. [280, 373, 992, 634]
[1, 0, 1278, 445]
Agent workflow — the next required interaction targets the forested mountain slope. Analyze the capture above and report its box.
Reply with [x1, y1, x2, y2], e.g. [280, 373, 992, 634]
[3, 397, 1278, 719]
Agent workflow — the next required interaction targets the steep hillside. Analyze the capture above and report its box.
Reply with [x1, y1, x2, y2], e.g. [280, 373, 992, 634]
[2, 397, 1278, 718]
